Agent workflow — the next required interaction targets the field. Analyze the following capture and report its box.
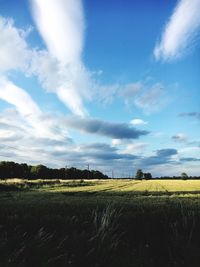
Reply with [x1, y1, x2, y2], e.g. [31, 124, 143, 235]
[1, 179, 200, 267]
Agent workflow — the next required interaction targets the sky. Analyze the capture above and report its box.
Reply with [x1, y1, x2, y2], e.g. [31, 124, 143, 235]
[0, 0, 199, 177]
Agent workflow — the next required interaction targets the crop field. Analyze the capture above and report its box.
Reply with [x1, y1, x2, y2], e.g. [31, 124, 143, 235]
[1, 179, 200, 267]
[2, 178, 200, 194]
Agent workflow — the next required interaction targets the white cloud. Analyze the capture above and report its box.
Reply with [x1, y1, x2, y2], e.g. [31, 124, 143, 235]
[0, 2, 92, 118]
[0, 77, 40, 118]
[123, 143, 148, 155]
[30, 51, 91, 117]
[30, 0, 90, 117]
[0, 129, 19, 141]
[154, 0, 200, 61]
[111, 139, 122, 146]
[130, 119, 148, 126]
[0, 16, 31, 72]
[0, 77, 69, 140]
[31, 0, 84, 65]
[179, 146, 200, 157]
[0, 17, 72, 140]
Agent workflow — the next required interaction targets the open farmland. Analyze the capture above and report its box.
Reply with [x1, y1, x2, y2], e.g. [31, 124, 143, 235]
[2, 178, 200, 197]
[40, 179, 200, 195]
[1, 179, 200, 267]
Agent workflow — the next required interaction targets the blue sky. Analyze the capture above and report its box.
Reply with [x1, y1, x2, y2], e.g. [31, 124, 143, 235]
[0, 0, 199, 177]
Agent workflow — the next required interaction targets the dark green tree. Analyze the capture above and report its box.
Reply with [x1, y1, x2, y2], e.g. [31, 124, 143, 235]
[181, 172, 188, 180]
[144, 172, 152, 180]
[135, 169, 143, 180]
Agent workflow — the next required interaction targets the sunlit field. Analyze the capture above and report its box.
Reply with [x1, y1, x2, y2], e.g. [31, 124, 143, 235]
[1, 178, 200, 197]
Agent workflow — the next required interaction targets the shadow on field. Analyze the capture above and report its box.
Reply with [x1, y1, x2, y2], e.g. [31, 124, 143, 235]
[61, 190, 200, 197]
[1, 201, 200, 267]
[1, 183, 200, 266]
[0, 180, 98, 192]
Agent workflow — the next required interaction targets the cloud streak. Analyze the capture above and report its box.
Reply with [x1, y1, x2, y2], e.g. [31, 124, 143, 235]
[0, 78, 69, 140]
[172, 133, 187, 143]
[138, 149, 178, 167]
[179, 112, 200, 120]
[65, 117, 150, 139]
[154, 0, 200, 61]
[30, 0, 90, 117]
[31, 0, 84, 65]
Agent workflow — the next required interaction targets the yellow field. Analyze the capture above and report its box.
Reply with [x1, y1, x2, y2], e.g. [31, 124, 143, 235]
[2, 179, 200, 196]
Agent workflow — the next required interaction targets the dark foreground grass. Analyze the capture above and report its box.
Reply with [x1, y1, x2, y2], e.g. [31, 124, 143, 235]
[1, 181, 200, 267]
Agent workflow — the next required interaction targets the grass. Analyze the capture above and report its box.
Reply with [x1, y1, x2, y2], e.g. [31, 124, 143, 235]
[1, 179, 200, 266]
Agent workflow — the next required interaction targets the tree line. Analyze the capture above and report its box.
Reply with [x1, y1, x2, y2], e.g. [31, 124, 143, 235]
[0, 161, 199, 180]
[0, 161, 108, 180]
[134, 169, 200, 180]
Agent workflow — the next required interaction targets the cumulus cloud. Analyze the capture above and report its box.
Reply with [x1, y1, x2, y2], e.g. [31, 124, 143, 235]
[64, 117, 150, 139]
[154, 0, 200, 61]
[111, 139, 122, 146]
[30, 0, 90, 117]
[130, 119, 148, 126]
[0, 16, 31, 72]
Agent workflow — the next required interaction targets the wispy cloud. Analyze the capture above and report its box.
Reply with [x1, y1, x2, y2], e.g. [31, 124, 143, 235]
[0, 108, 72, 165]
[156, 148, 178, 158]
[154, 0, 200, 61]
[0, 16, 72, 141]
[180, 157, 200, 162]
[179, 112, 200, 120]
[134, 83, 168, 114]
[120, 80, 170, 114]
[0, 77, 69, 140]
[172, 133, 188, 143]
[123, 143, 148, 155]
[121, 83, 142, 98]
[0, 77, 40, 119]
[31, 0, 84, 65]
[30, 0, 90, 117]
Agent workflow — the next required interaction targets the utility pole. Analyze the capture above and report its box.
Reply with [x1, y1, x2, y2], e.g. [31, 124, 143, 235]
[112, 170, 114, 179]
[87, 164, 90, 179]
[65, 165, 68, 179]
